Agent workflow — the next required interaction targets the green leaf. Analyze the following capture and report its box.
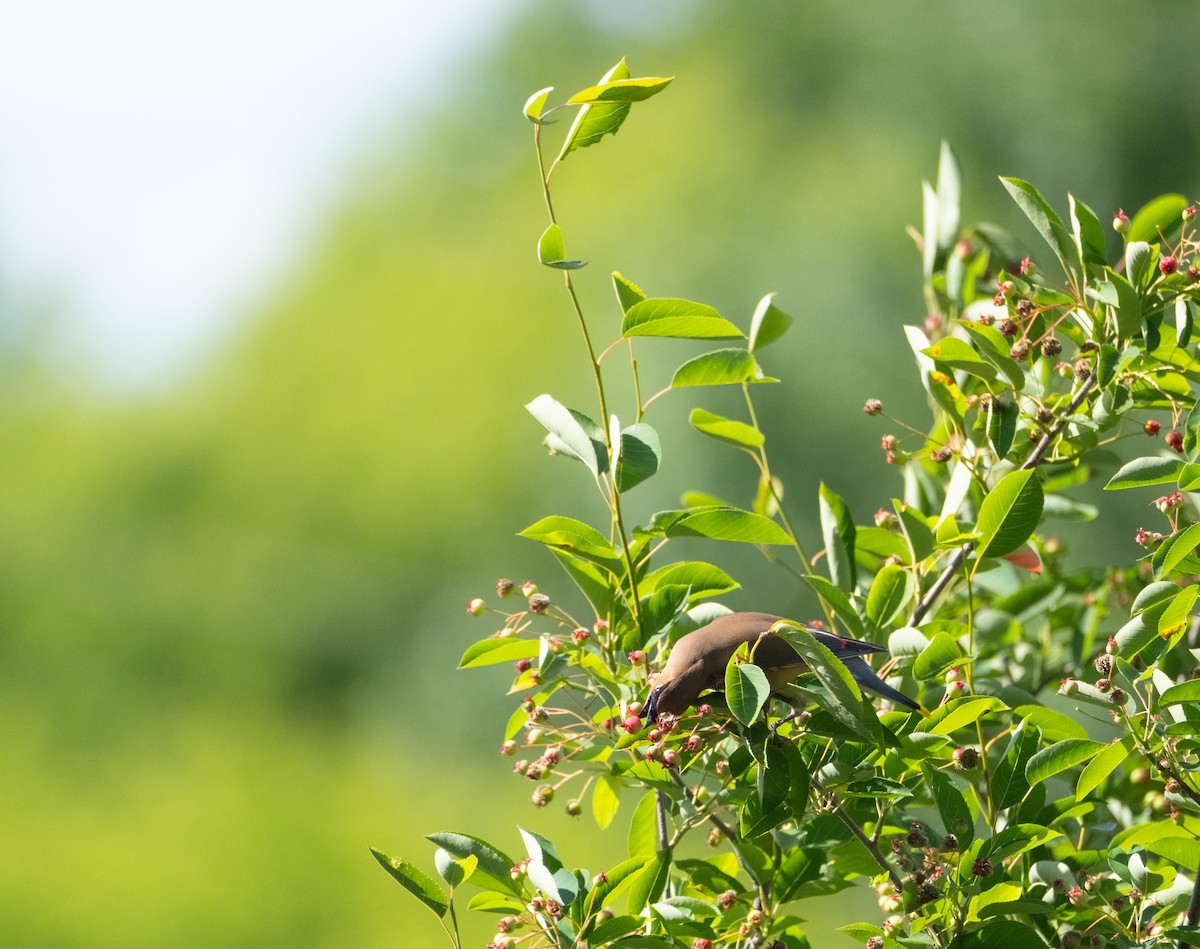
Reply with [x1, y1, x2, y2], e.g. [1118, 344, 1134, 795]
[1158, 584, 1199, 639]
[586, 855, 654, 915]
[622, 298, 743, 340]
[1157, 522, 1200, 580]
[526, 394, 606, 474]
[1160, 679, 1200, 706]
[566, 76, 674, 105]
[949, 919, 1048, 949]
[923, 337, 998, 382]
[434, 848, 474, 888]
[770, 622, 870, 739]
[725, 648, 771, 726]
[519, 515, 619, 564]
[936, 141, 962, 249]
[612, 271, 646, 313]
[663, 506, 791, 545]
[1128, 193, 1189, 244]
[999, 177, 1074, 274]
[537, 223, 586, 270]
[688, 408, 763, 450]
[924, 764, 973, 840]
[370, 848, 448, 917]
[748, 292, 792, 351]
[426, 832, 521, 896]
[927, 696, 1005, 735]
[670, 349, 775, 388]
[1105, 455, 1183, 490]
[642, 561, 739, 600]
[1103, 270, 1143, 339]
[865, 564, 914, 628]
[458, 637, 541, 669]
[1014, 705, 1087, 742]
[1077, 738, 1133, 800]
[593, 775, 621, 830]
[466, 891, 526, 913]
[986, 396, 1016, 460]
[974, 469, 1043, 560]
[913, 631, 965, 681]
[819, 483, 857, 592]
[991, 721, 1039, 811]
[1025, 739, 1105, 787]
[522, 86, 553, 123]
[1126, 240, 1153, 289]
[797, 573, 868, 638]
[558, 60, 629, 159]
[616, 424, 661, 492]
[625, 851, 671, 914]
[1069, 193, 1107, 271]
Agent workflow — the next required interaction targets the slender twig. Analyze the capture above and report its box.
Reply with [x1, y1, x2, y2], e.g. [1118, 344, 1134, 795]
[1182, 856, 1200, 949]
[812, 776, 903, 892]
[907, 369, 1096, 627]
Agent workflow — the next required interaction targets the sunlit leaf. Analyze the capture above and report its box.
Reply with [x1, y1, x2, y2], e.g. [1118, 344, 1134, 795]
[670, 349, 776, 388]
[370, 849, 448, 918]
[725, 646, 771, 726]
[622, 298, 743, 340]
[975, 469, 1043, 559]
[537, 223, 586, 270]
[748, 293, 792, 351]
[458, 637, 542, 669]
[559, 60, 630, 158]
[1025, 739, 1105, 787]
[1104, 455, 1182, 490]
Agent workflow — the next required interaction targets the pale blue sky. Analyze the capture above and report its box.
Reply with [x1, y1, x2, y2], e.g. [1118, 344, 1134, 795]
[0, 0, 509, 388]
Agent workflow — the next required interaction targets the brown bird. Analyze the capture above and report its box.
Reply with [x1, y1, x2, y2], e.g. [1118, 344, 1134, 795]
[642, 611, 922, 724]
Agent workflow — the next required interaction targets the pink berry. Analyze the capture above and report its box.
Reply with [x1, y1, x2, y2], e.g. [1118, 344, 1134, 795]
[1167, 429, 1185, 452]
[467, 598, 486, 616]
[621, 715, 642, 734]
[1145, 419, 1161, 435]
[1160, 256, 1179, 276]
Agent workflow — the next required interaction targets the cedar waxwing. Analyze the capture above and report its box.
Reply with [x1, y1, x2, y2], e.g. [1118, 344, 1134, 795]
[642, 611, 923, 724]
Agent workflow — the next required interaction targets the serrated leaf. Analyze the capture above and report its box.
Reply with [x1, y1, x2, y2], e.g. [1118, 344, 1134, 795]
[458, 637, 541, 669]
[566, 76, 674, 105]
[913, 631, 965, 681]
[670, 349, 775, 388]
[1077, 738, 1133, 800]
[975, 469, 1043, 560]
[519, 515, 619, 564]
[1157, 522, 1200, 580]
[819, 483, 856, 592]
[616, 424, 661, 492]
[1105, 455, 1183, 490]
[426, 832, 521, 896]
[725, 647, 771, 726]
[688, 408, 763, 450]
[1025, 739, 1105, 787]
[1128, 193, 1189, 244]
[927, 696, 1005, 735]
[612, 271, 646, 313]
[522, 86, 553, 123]
[1000, 177, 1074, 274]
[663, 506, 791, 545]
[526, 394, 606, 474]
[748, 292, 792, 351]
[558, 60, 630, 159]
[866, 564, 914, 628]
[370, 848, 448, 917]
[991, 722, 1039, 811]
[622, 298, 743, 340]
[537, 223, 586, 270]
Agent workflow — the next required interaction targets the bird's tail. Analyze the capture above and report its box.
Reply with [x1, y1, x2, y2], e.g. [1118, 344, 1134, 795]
[843, 656, 928, 715]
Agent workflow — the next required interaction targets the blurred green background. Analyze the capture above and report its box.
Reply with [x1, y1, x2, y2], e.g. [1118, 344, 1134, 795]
[3, 1, 1199, 945]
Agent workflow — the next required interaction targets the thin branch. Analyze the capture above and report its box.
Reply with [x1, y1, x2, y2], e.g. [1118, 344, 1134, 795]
[908, 369, 1096, 627]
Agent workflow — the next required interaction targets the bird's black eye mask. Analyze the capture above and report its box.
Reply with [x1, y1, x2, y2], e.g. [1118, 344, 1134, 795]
[644, 684, 665, 725]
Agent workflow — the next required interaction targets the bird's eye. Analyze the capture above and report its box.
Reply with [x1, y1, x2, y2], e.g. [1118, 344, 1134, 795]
[653, 684, 665, 695]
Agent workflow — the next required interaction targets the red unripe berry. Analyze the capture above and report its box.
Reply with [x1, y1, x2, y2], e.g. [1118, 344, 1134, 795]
[515, 659, 532, 673]
[621, 715, 642, 734]
[1184, 205, 1197, 222]
[570, 627, 589, 644]
[1160, 255, 1179, 276]
[661, 748, 680, 768]
[692, 939, 714, 949]
[520, 581, 538, 597]
[1145, 419, 1161, 435]
[1113, 209, 1130, 233]
[1189, 265, 1200, 282]
[1167, 429, 1185, 452]
[467, 598, 486, 616]
[696, 704, 712, 718]
[628, 649, 645, 664]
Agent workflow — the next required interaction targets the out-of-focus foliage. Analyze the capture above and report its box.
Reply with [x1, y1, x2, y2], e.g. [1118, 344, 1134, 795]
[1, 1, 1198, 945]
